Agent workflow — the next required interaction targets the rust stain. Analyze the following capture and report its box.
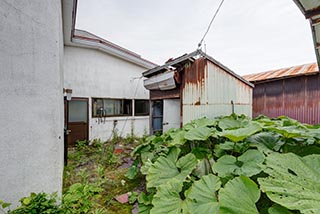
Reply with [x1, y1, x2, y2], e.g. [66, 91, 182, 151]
[194, 97, 201, 106]
[183, 57, 207, 85]
[243, 63, 318, 82]
[174, 71, 182, 84]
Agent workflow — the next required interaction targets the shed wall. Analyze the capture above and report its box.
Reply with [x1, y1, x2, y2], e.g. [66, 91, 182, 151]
[0, 0, 64, 205]
[64, 46, 150, 140]
[182, 59, 252, 124]
[252, 74, 320, 124]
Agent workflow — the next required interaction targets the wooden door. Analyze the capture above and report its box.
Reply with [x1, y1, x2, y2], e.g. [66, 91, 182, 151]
[67, 98, 89, 147]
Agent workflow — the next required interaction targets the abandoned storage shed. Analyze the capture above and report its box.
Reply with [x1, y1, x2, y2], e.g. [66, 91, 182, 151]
[143, 50, 254, 134]
[244, 63, 320, 125]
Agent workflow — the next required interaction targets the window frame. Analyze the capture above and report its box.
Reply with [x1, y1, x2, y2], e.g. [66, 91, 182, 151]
[134, 99, 150, 116]
[92, 97, 133, 118]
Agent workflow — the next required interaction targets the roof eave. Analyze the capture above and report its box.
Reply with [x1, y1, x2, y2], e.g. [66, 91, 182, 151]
[143, 50, 199, 77]
[62, 0, 157, 69]
[143, 49, 254, 88]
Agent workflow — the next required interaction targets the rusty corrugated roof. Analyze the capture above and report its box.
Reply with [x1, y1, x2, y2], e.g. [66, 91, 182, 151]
[243, 63, 318, 82]
[143, 50, 254, 87]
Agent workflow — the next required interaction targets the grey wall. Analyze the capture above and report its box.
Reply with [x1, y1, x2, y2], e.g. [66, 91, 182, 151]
[0, 0, 64, 206]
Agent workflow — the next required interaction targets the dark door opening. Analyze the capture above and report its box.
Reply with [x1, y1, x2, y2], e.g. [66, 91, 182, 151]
[152, 100, 163, 134]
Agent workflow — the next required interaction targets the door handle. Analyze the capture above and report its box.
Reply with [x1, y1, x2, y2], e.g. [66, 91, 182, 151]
[162, 122, 169, 125]
[65, 130, 71, 135]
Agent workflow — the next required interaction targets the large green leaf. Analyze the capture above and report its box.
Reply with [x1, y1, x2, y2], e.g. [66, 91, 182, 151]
[184, 126, 214, 141]
[213, 150, 264, 177]
[168, 130, 186, 146]
[266, 126, 306, 139]
[258, 153, 320, 213]
[218, 116, 249, 130]
[184, 174, 221, 214]
[150, 180, 184, 214]
[219, 176, 260, 214]
[139, 204, 152, 214]
[220, 122, 262, 142]
[247, 132, 284, 151]
[193, 158, 216, 177]
[146, 148, 198, 188]
[183, 117, 217, 131]
[268, 205, 293, 214]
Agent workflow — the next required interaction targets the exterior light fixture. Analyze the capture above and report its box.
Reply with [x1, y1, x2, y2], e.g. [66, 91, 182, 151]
[63, 88, 73, 101]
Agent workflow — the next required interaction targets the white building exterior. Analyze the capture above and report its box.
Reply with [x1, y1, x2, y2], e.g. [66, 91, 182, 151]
[0, 0, 64, 206]
[0, 0, 155, 206]
[64, 39, 154, 141]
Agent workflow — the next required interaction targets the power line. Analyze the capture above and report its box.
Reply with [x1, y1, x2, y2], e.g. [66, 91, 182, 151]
[197, 0, 226, 49]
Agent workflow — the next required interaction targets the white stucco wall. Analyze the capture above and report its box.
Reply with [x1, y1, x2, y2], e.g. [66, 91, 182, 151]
[64, 46, 150, 141]
[0, 0, 64, 206]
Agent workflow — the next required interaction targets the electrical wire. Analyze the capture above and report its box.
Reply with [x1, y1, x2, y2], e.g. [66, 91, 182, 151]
[197, 0, 225, 49]
[119, 75, 143, 137]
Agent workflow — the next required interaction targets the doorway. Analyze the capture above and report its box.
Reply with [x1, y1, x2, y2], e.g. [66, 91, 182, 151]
[152, 100, 163, 134]
[65, 97, 89, 147]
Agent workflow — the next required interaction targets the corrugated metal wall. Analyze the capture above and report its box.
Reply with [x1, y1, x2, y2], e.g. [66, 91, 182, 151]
[182, 58, 252, 124]
[252, 74, 320, 124]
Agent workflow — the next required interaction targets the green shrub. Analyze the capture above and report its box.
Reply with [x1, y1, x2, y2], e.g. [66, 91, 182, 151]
[7, 192, 61, 214]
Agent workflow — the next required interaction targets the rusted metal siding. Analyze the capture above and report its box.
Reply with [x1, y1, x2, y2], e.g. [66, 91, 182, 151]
[182, 58, 252, 124]
[252, 74, 320, 124]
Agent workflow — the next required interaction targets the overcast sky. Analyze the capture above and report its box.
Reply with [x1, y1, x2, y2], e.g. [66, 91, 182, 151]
[76, 0, 316, 75]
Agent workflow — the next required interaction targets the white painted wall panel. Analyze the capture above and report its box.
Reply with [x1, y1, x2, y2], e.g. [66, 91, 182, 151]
[163, 99, 181, 132]
[64, 46, 149, 140]
[0, 0, 64, 206]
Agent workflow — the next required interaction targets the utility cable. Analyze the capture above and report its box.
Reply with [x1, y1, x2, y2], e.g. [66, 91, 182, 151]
[119, 75, 143, 137]
[197, 0, 225, 50]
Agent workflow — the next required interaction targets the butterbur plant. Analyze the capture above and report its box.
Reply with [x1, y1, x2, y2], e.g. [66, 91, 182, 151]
[62, 183, 103, 214]
[127, 114, 320, 214]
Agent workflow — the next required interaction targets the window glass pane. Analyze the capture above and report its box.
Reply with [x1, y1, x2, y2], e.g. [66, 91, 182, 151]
[114, 100, 122, 115]
[92, 98, 132, 117]
[135, 100, 150, 116]
[104, 99, 114, 115]
[69, 100, 87, 122]
[124, 99, 132, 115]
[92, 98, 104, 117]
